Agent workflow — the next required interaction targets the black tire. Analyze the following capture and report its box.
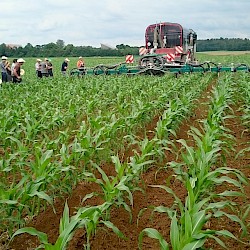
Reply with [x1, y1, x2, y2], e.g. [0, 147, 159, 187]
[139, 55, 164, 69]
[70, 68, 80, 76]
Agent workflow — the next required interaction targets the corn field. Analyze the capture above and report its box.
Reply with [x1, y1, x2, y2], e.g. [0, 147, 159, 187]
[0, 54, 249, 250]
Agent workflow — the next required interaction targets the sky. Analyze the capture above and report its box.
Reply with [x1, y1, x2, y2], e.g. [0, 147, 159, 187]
[1, 0, 250, 48]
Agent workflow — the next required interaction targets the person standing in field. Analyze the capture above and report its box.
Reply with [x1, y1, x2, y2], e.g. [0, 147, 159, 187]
[0, 56, 9, 83]
[35, 59, 42, 78]
[77, 56, 85, 69]
[41, 58, 49, 77]
[61, 58, 70, 75]
[47, 59, 53, 77]
[77, 56, 85, 76]
[11, 59, 17, 78]
[12, 58, 25, 83]
[5, 59, 12, 82]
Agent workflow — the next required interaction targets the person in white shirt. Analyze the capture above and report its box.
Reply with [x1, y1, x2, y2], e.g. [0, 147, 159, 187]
[11, 59, 17, 76]
[35, 59, 42, 78]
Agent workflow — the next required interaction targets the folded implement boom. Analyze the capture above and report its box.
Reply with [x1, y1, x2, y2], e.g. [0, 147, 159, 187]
[70, 59, 250, 77]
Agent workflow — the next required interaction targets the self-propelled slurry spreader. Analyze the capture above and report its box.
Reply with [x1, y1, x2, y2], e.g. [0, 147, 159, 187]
[70, 22, 250, 77]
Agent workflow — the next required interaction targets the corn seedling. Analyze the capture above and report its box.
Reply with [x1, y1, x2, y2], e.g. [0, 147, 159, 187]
[139, 184, 246, 250]
[82, 159, 134, 222]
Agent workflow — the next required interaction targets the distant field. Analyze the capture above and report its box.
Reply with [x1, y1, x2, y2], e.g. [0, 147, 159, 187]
[198, 51, 250, 56]
[196, 51, 250, 65]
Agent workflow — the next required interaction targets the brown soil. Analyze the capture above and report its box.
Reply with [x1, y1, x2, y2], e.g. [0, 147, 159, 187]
[8, 78, 250, 250]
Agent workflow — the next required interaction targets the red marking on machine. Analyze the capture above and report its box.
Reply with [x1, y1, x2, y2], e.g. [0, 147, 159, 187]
[166, 53, 175, 62]
[139, 47, 148, 56]
[175, 46, 183, 54]
[125, 55, 134, 64]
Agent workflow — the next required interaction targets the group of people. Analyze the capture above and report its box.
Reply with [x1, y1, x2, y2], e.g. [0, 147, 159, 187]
[35, 58, 54, 78]
[36, 56, 85, 77]
[61, 56, 85, 75]
[0, 56, 25, 83]
[1, 55, 86, 83]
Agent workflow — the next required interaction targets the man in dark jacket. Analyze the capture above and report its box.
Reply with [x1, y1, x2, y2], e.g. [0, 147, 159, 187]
[0, 56, 9, 82]
[61, 58, 70, 75]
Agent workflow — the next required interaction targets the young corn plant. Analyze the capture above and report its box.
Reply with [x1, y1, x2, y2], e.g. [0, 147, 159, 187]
[11, 201, 76, 250]
[82, 157, 135, 222]
[139, 185, 243, 250]
[74, 120, 111, 167]
[129, 137, 165, 173]
[11, 200, 125, 250]
[170, 124, 247, 205]
[76, 201, 126, 250]
[0, 175, 54, 235]
[20, 111, 48, 143]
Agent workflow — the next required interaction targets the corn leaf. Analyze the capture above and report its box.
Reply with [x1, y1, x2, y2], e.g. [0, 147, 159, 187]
[139, 228, 169, 250]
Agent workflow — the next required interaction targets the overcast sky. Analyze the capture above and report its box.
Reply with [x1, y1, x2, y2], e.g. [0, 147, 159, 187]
[1, 0, 250, 48]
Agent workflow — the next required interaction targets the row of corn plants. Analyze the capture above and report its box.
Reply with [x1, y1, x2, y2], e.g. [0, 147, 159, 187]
[139, 73, 249, 249]
[129, 73, 215, 173]
[234, 72, 250, 231]
[0, 74, 201, 146]
[8, 73, 214, 249]
[236, 73, 250, 129]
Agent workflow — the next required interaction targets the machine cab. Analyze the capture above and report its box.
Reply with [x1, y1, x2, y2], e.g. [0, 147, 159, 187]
[145, 22, 197, 62]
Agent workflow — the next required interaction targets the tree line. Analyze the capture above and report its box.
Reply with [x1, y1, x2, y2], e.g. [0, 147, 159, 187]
[197, 38, 250, 51]
[1, 38, 250, 58]
[0, 41, 138, 58]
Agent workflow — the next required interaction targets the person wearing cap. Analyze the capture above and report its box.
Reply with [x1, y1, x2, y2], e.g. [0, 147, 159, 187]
[0, 56, 9, 83]
[77, 56, 85, 75]
[41, 58, 49, 77]
[13, 58, 25, 83]
[11, 59, 17, 77]
[61, 58, 70, 75]
[77, 56, 85, 69]
[47, 59, 53, 77]
[35, 59, 42, 78]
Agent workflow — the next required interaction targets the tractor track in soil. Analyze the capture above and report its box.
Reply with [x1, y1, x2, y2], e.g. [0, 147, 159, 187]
[8, 75, 250, 250]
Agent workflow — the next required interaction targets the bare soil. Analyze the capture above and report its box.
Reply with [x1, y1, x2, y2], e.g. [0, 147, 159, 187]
[8, 79, 250, 250]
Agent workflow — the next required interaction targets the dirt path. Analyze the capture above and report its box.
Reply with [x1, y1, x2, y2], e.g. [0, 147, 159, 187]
[9, 76, 250, 250]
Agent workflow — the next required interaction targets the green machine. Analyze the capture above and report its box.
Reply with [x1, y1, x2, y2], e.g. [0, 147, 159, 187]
[70, 58, 250, 77]
[70, 22, 250, 77]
